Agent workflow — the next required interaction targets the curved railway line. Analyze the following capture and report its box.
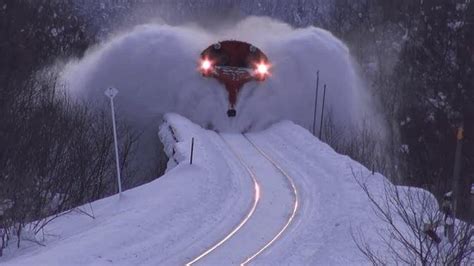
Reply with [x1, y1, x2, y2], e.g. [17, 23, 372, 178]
[186, 134, 299, 265]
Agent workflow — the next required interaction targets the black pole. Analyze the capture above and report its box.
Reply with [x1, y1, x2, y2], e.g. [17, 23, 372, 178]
[190, 137, 194, 165]
[319, 84, 327, 139]
[452, 124, 464, 218]
[312, 71, 320, 135]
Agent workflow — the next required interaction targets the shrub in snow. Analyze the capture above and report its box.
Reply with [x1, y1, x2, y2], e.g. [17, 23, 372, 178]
[352, 169, 473, 265]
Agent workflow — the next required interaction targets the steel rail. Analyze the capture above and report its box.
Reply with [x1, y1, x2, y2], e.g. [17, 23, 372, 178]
[241, 135, 299, 265]
[185, 135, 261, 265]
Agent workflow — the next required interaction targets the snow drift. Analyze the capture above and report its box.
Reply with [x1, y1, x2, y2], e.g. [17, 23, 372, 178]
[1, 114, 255, 265]
[1, 114, 442, 265]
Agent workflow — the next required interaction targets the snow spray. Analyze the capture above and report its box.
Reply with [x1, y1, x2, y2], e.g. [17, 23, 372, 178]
[60, 17, 382, 135]
[59, 17, 387, 178]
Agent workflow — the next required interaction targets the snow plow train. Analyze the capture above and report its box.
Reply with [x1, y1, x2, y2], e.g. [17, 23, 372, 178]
[199, 40, 270, 117]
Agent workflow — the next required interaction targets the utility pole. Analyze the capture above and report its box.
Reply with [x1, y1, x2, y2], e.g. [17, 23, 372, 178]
[105, 87, 122, 196]
[190, 137, 194, 165]
[452, 123, 464, 217]
[318, 84, 327, 140]
[312, 71, 320, 136]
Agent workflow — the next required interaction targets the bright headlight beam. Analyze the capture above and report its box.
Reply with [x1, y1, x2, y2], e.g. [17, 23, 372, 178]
[201, 59, 212, 70]
[256, 63, 268, 75]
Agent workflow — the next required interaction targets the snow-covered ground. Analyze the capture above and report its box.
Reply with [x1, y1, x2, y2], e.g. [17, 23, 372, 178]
[2, 114, 440, 265]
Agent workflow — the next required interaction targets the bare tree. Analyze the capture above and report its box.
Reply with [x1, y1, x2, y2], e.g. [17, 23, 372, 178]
[0, 74, 139, 253]
[351, 168, 473, 265]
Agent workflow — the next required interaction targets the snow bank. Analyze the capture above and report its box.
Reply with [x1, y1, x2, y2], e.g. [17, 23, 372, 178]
[1, 114, 253, 265]
[2, 114, 443, 265]
[246, 121, 440, 264]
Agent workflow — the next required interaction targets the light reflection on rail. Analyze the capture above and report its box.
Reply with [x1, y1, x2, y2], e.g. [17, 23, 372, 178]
[241, 135, 299, 265]
[186, 134, 298, 265]
[186, 135, 261, 265]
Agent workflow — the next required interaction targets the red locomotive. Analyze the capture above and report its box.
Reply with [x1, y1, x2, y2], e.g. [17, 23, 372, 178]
[199, 40, 270, 117]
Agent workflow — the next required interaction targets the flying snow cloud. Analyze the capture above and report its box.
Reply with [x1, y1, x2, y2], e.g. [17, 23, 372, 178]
[60, 17, 382, 137]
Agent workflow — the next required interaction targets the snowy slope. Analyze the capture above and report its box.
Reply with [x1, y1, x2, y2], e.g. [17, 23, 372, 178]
[2, 114, 256, 265]
[246, 122, 383, 265]
[2, 114, 432, 265]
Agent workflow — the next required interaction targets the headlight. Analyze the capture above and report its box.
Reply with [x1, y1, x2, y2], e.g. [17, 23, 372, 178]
[256, 63, 269, 75]
[201, 59, 212, 71]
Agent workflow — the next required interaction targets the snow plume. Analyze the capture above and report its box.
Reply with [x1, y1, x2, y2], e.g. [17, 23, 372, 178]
[60, 17, 382, 134]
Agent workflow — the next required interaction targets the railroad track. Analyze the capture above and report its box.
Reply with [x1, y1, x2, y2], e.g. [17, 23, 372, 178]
[186, 134, 298, 265]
